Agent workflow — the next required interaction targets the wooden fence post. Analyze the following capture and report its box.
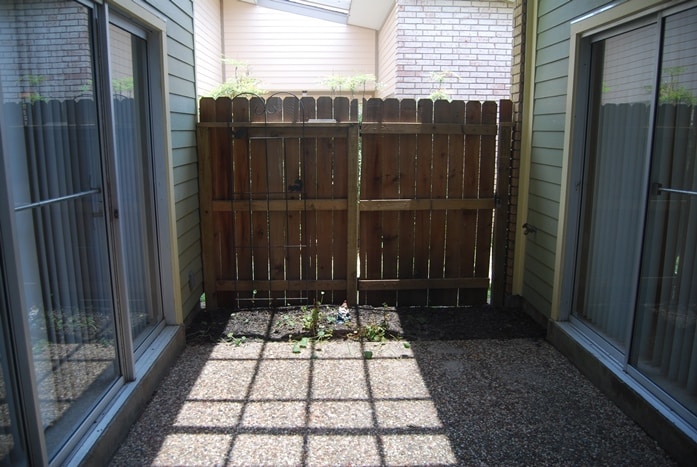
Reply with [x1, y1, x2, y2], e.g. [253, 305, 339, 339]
[198, 98, 216, 308]
[492, 99, 513, 308]
[346, 124, 360, 305]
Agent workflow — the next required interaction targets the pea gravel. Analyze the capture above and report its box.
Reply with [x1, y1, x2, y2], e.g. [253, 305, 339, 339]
[109, 336, 677, 466]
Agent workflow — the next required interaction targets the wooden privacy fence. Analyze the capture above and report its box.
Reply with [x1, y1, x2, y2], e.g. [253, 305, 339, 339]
[198, 96, 512, 308]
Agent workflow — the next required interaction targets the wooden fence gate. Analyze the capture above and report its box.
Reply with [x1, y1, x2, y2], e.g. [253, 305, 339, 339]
[198, 96, 512, 308]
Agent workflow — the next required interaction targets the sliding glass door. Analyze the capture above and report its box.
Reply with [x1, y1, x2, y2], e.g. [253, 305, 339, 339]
[109, 20, 163, 349]
[0, 0, 165, 461]
[0, 254, 29, 466]
[572, 3, 697, 425]
[573, 23, 657, 353]
[2, 1, 119, 458]
[630, 6, 697, 419]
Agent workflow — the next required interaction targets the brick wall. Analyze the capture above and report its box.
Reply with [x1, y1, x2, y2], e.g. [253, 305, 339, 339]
[393, 0, 513, 101]
[507, 0, 525, 300]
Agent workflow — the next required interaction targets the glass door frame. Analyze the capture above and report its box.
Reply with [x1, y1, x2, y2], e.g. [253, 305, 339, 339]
[561, 0, 697, 430]
[107, 12, 166, 356]
[0, 167, 46, 467]
[0, 0, 174, 463]
[562, 14, 662, 363]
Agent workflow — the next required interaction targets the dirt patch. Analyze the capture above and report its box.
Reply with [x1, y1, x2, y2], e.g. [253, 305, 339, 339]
[185, 304, 545, 345]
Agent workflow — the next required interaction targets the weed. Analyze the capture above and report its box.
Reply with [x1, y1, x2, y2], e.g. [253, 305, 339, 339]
[292, 292, 336, 353]
[302, 292, 325, 334]
[314, 326, 333, 350]
[276, 313, 297, 332]
[292, 336, 310, 354]
[361, 322, 387, 342]
[223, 333, 246, 347]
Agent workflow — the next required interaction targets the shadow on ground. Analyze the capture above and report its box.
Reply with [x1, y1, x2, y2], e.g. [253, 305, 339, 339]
[185, 304, 546, 344]
[110, 305, 675, 466]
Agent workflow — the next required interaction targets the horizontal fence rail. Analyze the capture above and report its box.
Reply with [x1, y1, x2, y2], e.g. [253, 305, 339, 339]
[198, 96, 513, 308]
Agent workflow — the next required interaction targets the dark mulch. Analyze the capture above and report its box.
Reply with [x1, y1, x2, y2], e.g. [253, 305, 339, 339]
[185, 303, 546, 345]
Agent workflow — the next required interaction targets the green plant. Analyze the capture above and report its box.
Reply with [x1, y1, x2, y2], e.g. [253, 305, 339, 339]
[112, 77, 134, 96]
[302, 291, 325, 334]
[276, 313, 297, 332]
[361, 322, 387, 342]
[223, 333, 246, 347]
[659, 67, 696, 105]
[292, 336, 311, 354]
[314, 326, 333, 349]
[209, 58, 267, 98]
[321, 73, 377, 99]
[27, 306, 111, 344]
[428, 70, 460, 101]
[19, 74, 47, 102]
[293, 292, 334, 353]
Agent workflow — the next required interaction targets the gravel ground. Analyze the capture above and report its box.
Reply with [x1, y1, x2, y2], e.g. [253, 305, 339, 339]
[110, 306, 677, 466]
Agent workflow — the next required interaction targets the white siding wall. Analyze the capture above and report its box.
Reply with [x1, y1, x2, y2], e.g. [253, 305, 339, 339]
[194, 0, 224, 97]
[377, 2, 398, 98]
[221, 0, 376, 95]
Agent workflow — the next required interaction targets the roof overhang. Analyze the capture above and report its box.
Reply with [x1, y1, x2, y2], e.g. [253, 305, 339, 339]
[347, 0, 394, 30]
[241, 0, 394, 30]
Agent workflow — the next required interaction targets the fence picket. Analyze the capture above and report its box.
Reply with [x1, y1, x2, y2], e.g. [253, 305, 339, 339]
[412, 99, 434, 305]
[473, 101, 498, 304]
[231, 98, 252, 305]
[428, 101, 450, 305]
[397, 99, 418, 304]
[360, 98, 384, 305]
[377, 98, 401, 306]
[198, 97, 510, 308]
[459, 101, 481, 304]
[283, 97, 303, 302]
[316, 98, 335, 302]
[333, 98, 350, 303]
[437, 100, 466, 306]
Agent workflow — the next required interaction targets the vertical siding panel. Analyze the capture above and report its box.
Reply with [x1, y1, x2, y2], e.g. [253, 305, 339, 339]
[377, 2, 398, 98]
[194, 0, 223, 97]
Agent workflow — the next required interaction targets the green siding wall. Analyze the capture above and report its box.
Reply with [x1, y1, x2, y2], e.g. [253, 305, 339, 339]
[522, 0, 609, 316]
[145, 0, 201, 319]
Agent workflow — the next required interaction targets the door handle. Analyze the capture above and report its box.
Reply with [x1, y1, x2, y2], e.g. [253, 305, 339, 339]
[654, 183, 697, 197]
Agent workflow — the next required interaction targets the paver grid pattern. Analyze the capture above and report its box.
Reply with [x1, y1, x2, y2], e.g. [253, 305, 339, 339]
[111, 335, 677, 466]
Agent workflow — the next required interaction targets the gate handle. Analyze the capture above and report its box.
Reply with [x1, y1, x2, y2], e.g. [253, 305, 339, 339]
[654, 183, 697, 197]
